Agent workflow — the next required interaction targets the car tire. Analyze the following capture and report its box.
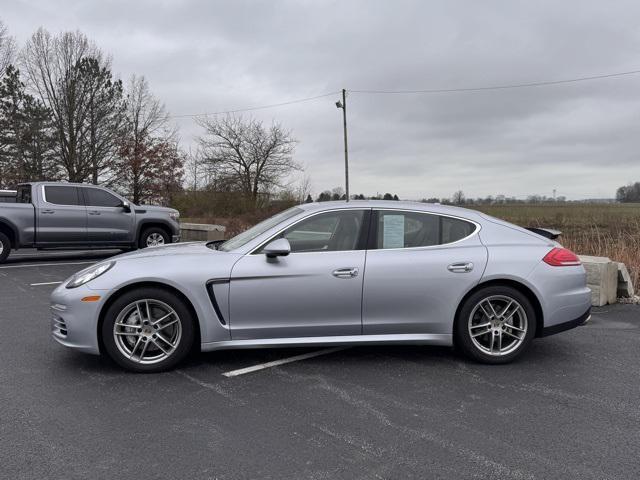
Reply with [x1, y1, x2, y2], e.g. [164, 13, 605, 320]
[101, 287, 195, 373]
[0, 231, 11, 264]
[454, 285, 536, 364]
[139, 227, 169, 249]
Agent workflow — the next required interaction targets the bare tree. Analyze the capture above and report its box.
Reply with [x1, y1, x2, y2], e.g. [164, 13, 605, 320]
[21, 28, 120, 182]
[452, 190, 465, 205]
[77, 57, 126, 184]
[114, 75, 178, 204]
[197, 115, 299, 207]
[0, 20, 16, 78]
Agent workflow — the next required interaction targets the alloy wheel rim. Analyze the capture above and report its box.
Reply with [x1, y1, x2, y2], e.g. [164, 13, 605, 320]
[146, 233, 165, 247]
[113, 299, 182, 364]
[0, 239, 3, 255]
[468, 295, 527, 356]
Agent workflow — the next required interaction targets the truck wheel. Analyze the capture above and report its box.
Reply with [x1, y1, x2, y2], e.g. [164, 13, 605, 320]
[139, 227, 169, 248]
[0, 232, 10, 263]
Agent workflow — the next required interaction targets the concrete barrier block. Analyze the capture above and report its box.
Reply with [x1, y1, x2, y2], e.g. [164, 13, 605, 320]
[579, 255, 618, 307]
[180, 223, 226, 242]
[615, 262, 635, 298]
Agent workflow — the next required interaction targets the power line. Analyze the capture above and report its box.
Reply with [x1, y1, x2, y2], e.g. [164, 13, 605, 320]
[168, 91, 340, 119]
[167, 68, 640, 119]
[350, 69, 640, 94]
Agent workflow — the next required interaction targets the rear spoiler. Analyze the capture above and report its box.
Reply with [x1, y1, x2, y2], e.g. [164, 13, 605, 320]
[525, 227, 562, 240]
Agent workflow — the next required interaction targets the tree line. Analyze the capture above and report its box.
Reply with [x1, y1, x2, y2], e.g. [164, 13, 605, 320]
[1, 20, 298, 211]
[0, 23, 184, 204]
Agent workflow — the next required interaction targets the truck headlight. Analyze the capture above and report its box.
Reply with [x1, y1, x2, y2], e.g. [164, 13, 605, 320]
[66, 262, 115, 289]
[169, 212, 179, 221]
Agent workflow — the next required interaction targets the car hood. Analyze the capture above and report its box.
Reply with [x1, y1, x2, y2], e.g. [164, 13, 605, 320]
[136, 204, 178, 214]
[114, 241, 216, 261]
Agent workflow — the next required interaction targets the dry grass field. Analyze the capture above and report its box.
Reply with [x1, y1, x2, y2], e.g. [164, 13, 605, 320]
[470, 203, 640, 290]
[185, 202, 640, 290]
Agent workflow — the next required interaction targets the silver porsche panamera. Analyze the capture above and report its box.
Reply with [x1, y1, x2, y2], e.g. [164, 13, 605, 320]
[51, 201, 591, 372]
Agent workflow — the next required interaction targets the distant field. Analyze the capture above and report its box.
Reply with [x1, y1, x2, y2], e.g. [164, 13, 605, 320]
[470, 203, 640, 290]
[185, 202, 640, 291]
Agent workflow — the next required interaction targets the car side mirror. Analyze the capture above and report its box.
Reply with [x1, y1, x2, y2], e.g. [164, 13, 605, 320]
[263, 238, 291, 258]
[121, 200, 131, 212]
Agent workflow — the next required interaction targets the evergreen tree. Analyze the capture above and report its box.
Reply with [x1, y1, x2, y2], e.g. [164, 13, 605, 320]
[0, 65, 56, 187]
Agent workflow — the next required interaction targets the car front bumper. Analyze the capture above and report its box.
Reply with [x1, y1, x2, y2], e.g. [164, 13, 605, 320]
[50, 283, 105, 355]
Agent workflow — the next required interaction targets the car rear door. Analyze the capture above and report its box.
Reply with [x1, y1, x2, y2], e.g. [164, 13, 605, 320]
[37, 185, 87, 244]
[228, 209, 370, 340]
[80, 187, 134, 243]
[362, 209, 488, 335]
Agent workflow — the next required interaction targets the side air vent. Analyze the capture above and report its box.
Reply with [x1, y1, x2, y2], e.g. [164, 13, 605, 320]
[206, 279, 229, 325]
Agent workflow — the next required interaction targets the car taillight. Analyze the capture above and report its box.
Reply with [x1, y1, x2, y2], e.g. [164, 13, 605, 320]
[542, 247, 581, 266]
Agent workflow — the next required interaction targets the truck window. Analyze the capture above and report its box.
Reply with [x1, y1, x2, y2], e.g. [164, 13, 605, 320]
[83, 188, 122, 207]
[44, 186, 81, 206]
[16, 186, 31, 203]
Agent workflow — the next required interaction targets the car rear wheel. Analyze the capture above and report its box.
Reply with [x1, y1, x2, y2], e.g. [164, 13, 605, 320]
[455, 286, 536, 364]
[0, 232, 11, 264]
[139, 227, 169, 248]
[101, 288, 195, 372]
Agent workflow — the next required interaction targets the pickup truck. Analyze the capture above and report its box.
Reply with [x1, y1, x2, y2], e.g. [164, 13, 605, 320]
[0, 182, 181, 263]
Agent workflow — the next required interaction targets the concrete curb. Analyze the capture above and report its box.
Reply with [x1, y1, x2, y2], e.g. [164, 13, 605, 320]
[180, 223, 226, 242]
[579, 255, 634, 306]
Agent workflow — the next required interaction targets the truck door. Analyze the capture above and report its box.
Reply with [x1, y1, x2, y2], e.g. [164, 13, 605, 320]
[37, 185, 87, 244]
[80, 187, 134, 243]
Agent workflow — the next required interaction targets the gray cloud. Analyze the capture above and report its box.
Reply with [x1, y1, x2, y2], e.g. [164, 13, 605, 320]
[3, 0, 640, 199]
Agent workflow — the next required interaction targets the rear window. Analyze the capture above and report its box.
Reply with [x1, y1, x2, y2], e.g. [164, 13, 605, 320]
[375, 210, 476, 249]
[17, 186, 31, 203]
[83, 188, 122, 207]
[44, 186, 81, 206]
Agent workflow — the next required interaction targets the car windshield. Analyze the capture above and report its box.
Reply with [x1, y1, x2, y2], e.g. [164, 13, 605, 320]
[217, 207, 304, 252]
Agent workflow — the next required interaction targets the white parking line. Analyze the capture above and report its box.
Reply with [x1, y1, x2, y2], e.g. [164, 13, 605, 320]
[0, 261, 95, 270]
[30, 281, 63, 286]
[222, 347, 348, 377]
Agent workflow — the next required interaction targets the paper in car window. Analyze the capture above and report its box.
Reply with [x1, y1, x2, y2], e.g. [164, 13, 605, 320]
[383, 214, 405, 248]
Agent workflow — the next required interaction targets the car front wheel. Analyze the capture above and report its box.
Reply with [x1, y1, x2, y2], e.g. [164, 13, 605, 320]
[101, 288, 195, 372]
[455, 286, 536, 364]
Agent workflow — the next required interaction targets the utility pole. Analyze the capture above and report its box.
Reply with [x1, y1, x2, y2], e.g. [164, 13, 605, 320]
[335, 89, 349, 201]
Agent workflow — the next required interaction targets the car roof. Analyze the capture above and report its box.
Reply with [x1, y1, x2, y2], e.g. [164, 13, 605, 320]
[297, 200, 485, 221]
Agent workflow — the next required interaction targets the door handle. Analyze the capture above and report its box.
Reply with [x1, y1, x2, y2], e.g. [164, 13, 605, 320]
[332, 267, 359, 279]
[447, 262, 474, 273]
[88, 211, 101, 215]
[42, 209, 54, 214]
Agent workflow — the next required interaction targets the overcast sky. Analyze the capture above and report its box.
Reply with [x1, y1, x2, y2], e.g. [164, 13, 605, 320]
[3, 0, 640, 199]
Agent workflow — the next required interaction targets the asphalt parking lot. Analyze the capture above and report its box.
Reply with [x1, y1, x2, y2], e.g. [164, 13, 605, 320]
[1, 250, 639, 479]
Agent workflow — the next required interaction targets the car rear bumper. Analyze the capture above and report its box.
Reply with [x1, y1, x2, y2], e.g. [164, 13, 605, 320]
[540, 308, 591, 337]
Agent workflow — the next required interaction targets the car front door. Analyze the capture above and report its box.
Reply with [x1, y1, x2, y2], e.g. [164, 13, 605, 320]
[228, 209, 370, 340]
[80, 187, 134, 243]
[362, 209, 488, 336]
[37, 185, 87, 244]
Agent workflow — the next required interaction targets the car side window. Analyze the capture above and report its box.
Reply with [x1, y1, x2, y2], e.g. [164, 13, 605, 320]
[267, 210, 366, 253]
[44, 186, 81, 206]
[375, 211, 475, 249]
[83, 188, 122, 207]
[441, 216, 475, 243]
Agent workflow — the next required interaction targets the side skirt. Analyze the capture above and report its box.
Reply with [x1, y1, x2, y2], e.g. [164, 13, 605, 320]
[201, 333, 453, 352]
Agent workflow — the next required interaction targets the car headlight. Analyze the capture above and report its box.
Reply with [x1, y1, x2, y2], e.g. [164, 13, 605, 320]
[66, 261, 115, 289]
[169, 211, 179, 221]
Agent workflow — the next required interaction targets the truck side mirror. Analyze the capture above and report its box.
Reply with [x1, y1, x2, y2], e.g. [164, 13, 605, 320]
[121, 200, 131, 212]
